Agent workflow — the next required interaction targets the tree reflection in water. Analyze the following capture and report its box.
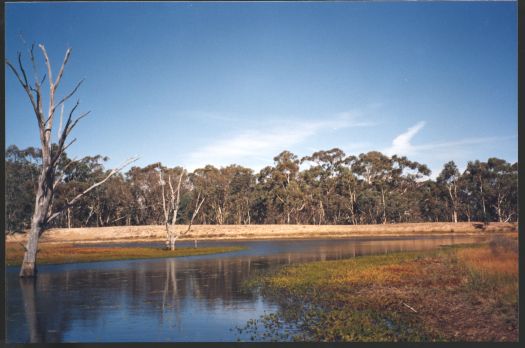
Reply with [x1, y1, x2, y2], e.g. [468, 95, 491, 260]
[8, 236, 486, 342]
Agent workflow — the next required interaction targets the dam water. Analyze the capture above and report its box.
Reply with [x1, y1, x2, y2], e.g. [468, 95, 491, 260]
[6, 235, 486, 342]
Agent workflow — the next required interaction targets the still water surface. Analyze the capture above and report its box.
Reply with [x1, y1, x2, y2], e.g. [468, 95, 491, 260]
[6, 235, 485, 342]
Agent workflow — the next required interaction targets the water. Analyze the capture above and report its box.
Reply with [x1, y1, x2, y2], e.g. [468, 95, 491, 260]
[6, 235, 485, 342]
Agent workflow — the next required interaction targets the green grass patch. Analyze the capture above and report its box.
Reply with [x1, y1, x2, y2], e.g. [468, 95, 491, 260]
[6, 242, 247, 266]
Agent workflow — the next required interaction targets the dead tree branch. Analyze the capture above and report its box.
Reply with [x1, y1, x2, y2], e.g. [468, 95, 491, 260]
[46, 156, 139, 224]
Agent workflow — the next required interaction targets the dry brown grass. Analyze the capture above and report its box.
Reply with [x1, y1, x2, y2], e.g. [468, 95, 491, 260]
[253, 239, 518, 341]
[457, 247, 518, 278]
[5, 222, 517, 244]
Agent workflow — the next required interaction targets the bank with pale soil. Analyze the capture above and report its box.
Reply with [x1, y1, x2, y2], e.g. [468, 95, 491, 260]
[5, 222, 517, 245]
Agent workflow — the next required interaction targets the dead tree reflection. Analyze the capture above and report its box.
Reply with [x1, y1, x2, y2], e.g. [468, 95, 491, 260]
[19, 279, 43, 343]
[161, 260, 182, 329]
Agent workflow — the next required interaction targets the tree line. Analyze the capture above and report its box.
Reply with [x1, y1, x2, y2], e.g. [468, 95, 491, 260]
[5, 145, 518, 233]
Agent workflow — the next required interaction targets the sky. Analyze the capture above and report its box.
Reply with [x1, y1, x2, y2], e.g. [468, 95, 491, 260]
[5, 1, 517, 178]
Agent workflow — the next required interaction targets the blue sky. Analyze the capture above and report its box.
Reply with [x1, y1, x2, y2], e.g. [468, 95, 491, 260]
[5, 1, 517, 177]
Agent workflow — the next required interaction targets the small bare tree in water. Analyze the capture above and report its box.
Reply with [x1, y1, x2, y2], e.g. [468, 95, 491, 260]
[6, 44, 137, 277]
[159, 167, 206, 250]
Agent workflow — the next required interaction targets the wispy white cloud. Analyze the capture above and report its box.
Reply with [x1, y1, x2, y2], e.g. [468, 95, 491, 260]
[415, 136, 515, 152]
[385, 121, 426, 156]
[386, 121, 515, 157]
[384, 121, 516, 178]
[184, 112, 376, 170]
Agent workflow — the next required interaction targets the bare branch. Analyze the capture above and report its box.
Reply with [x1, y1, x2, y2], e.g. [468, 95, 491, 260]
[51, 107, 89, 165]
[57, 104, 64, 141]
[46, 156, 140, 223]
[61, 138, 77, 155]
[170, 171, 184, 226]
[51, 137, 77, 167]
[159, 169, 169, 223]
[55, 79, 85, 110]
[6, 58, 41, 124]
[39, 44, 60, 134]
[53, 157, 79, 190]
[183, 193, 205, 235]
[28, 43, 45, 126]
[66, 111, 90, 137]
[29, 44, 41, 91]
[54, 48, 72, 89]
[6, 58, 27, 88]
[52, 100, 79, 162]
[38, 44, 53, 90]
[17, 52, 29, 86]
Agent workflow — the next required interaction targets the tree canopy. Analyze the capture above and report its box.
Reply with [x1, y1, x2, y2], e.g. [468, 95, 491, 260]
[5, 146, 518, 233]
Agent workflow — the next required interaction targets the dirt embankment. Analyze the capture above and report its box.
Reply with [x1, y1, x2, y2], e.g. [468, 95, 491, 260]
[5, 222, 517, 244]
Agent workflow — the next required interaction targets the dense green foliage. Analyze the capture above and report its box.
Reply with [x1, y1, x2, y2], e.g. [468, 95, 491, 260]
[5, 145, 517, 233]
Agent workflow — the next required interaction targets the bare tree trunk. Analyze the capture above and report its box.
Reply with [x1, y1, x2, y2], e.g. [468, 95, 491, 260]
[187, 194, 205, 248]
[318, 200, 325, 225]
[20, 168, 53, 277]
[381, 186, 387, 224]
[478, 175, 487, 222]
[495, 193, 504, 223]
[448, 186, 458, 223]
[7, 44, 138, 277]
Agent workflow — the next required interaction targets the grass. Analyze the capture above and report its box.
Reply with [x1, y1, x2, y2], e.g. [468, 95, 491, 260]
[6, 222, 517, 244]
[5, 242, 247, 266]
[241, 235, 518, 342]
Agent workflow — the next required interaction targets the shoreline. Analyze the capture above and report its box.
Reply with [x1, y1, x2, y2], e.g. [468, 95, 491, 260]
[5, 222, 518, 244]
[6, 222, 517, 245]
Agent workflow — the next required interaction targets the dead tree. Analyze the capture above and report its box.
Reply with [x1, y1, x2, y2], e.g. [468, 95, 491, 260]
[6, 44, 137, 277]
[159, 168, 184, 250]
[158, 168, 206, 250]
[188, 192, 206, 248]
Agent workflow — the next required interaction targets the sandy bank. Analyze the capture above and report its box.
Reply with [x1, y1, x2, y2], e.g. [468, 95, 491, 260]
[5, 222, 517, 244]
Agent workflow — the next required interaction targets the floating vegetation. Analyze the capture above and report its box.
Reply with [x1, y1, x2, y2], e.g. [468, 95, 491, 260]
[240, 237, 518, 341]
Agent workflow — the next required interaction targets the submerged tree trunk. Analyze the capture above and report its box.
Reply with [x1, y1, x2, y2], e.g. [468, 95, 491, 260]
[20, 278, 43, 343]
[20, 167, 53, 278]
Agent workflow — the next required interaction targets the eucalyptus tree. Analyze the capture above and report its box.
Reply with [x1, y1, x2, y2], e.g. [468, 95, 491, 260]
[418, 180, 449, 222]
[389, 155, 431, 222]
[270, 151, 304, 224]
[6, 44, 136, 277]
[301, 148, 347, 224]
[252, 166, 276, 223]
[352, 151, 394, 224]
[437, 161, 461, 223]
[485, 158, 517, 222]
[190, 165, 228, 224]
[127, 163, 166, 225]
[226, 165, 256, 224]
[463, 160, 490, 222]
